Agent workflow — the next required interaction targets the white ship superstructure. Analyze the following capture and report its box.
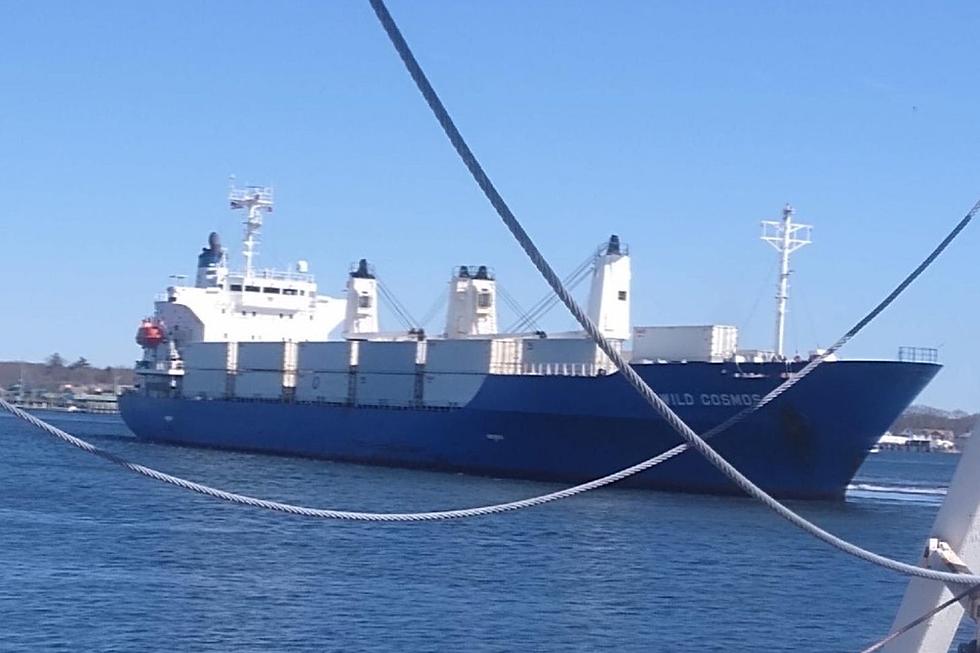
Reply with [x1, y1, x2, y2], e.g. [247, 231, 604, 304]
[135, 187, 850, 407]
[159, 252, 344, 347]
[132, 186, 646, 396]
[136, 186, 345, 387]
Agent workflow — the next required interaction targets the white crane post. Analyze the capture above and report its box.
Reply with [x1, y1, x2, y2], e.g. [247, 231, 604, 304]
[344, 259, 379, 335]
[761, 204, 812, 358]
[586, 235, 632, 341]
[881, 428, 980, 653]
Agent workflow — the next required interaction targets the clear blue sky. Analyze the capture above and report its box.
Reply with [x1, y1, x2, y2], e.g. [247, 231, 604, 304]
[1, 1, 978, 410]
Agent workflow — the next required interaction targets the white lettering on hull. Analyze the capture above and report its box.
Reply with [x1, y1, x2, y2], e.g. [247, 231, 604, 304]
[661, 393, 763, 408]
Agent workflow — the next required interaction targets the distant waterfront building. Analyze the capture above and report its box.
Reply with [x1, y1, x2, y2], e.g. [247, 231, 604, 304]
[877, 429, 958, 453]
[70, 393, 120, 414]
[877, 432, 909, 450]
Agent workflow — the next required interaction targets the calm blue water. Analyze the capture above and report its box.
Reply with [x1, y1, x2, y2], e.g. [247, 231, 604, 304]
[0, 410, 973, 652]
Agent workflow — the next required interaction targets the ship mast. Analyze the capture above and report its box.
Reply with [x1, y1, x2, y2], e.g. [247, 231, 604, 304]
[229, 185, 274, 278]
[761, 204, 812, 358]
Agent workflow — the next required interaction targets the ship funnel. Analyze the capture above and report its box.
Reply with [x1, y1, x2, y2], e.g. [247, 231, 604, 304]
[351, 258, 375, 279]
[606, 234, 621, 256]
[195, 231, 228, 289]
[445, 265, 498, 338]
[586, 236, 631, 341]
[344, 259, 379, 335]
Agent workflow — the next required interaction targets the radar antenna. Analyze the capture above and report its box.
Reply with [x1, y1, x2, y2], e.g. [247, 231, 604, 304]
[761, 204, 812, 358]
[229, 185, 274, 278]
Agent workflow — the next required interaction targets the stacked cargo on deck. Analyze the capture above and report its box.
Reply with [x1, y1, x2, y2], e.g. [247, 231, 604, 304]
[181, 342, 237, 399]
[294, 342, 355, 404]
[423, 338, 522, 407]
[355, 341, 419, 406]
[180, 335, 629, 407]
[631, 325, 738, 363]
[179, 328, 743, 405]
[521, 337, 616, 376]
[236, 342, 297, 399]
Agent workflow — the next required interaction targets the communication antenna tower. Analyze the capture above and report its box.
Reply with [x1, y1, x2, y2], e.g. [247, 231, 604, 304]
[229, 185, 274, 278]
[761, 204, 812, 358]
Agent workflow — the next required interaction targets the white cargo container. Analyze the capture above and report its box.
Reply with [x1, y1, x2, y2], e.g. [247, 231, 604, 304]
[181, 342, 237, 371]
[297, 341, 356, 372]
[489, 338, 522, 374]
[356, 373, 416, 406]
[424, 338, 521, 374]
[522, 338, 601, 365]
[520, 338, 615, 375]
[735, 349, 776, 364]
[235, 371, 287, 399]
[425, 339, 492, 373]
[238, 342, 289, 372]
[181, 370, 229, 399]
[632, 325, 738, 362]
[422, 373, 486, 407]
[356, 341, 419, 374]
[295, 371, 351, 403]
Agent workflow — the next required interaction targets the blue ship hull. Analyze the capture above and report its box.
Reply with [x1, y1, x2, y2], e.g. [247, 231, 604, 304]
[119, 360, 939, 499]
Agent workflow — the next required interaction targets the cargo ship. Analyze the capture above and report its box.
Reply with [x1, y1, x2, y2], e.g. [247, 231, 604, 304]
[119, 187, 940, 499]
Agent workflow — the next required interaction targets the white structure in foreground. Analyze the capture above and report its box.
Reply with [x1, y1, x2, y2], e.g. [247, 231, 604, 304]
[882, 426, 980, 652]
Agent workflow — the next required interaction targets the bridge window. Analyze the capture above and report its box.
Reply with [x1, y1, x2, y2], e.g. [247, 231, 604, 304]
[283, 288, 298, 296]
[230, 284, 243, 291]
[245, 285, 260, 292]
[263, 287, 281, 294]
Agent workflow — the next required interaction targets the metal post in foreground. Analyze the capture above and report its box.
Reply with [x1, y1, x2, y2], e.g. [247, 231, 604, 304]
[882, 427, 980, 652]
